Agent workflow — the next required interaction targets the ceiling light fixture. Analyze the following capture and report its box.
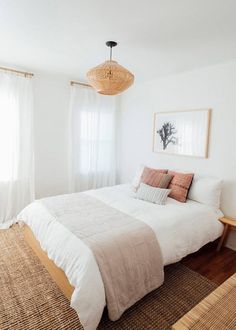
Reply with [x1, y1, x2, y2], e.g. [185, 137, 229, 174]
[87, 41, 134, 96]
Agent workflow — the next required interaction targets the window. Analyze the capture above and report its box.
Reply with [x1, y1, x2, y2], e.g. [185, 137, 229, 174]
[79, 110, 115, 174]
[0, 85, 18, 181]
[69, 85, 116, 192]
[0, 72, 34, 224]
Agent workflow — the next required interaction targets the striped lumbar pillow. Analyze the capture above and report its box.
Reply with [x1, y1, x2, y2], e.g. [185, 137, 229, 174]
[136, 183, 171, 205]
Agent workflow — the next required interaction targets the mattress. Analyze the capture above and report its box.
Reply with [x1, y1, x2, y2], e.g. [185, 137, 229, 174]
[17, 184, 224, 330]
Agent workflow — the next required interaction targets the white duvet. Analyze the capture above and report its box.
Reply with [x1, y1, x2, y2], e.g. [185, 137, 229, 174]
[17, 184, 223, 330]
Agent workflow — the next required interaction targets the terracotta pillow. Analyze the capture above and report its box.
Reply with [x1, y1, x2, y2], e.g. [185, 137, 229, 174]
[168, 170, 194, 203]
[140, 167, 171, 188]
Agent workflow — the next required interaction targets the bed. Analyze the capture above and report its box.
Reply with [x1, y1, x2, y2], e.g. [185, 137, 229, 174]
[17, 183, 223, 330]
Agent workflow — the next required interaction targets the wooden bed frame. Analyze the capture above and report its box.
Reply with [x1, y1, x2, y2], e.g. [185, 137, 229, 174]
[24, 224, 74, 300]
[23, 217, 225, 304]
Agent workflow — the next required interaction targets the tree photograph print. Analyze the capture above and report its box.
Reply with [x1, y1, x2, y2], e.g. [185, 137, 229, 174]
[153, 109, 211, 158]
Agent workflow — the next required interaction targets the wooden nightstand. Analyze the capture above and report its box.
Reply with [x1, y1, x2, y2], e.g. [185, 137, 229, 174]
[217, 216, 236, 252]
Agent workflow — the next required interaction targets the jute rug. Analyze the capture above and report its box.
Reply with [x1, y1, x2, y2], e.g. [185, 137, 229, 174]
[0, 226, 217, 330]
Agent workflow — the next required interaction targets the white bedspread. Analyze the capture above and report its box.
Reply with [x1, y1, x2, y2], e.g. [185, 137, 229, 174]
[17, 184, 223, 330]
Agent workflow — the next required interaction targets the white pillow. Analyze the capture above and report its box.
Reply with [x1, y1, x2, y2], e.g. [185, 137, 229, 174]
[132, 164, 145, 191]
[188, 175, 223, 209]
[136, 183, 171, 205]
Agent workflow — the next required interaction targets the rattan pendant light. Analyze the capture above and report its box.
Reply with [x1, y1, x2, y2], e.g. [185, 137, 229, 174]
[87, 41, 134, 95]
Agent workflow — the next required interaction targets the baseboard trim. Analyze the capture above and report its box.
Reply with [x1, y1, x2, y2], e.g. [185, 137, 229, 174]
[226, 242, 236, 251]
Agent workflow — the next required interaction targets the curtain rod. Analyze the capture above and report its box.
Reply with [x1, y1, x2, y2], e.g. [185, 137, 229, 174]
[0, 66, 34, 78]
[70, 80, 92, 88]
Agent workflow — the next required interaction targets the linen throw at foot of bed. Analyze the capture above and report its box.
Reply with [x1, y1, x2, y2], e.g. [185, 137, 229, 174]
[41, 193, 164, 321]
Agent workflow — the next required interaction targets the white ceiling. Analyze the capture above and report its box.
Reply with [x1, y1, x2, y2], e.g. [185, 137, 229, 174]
[0, 0, 236, 82]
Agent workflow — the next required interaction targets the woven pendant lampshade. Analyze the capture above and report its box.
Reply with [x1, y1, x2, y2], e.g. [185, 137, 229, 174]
[87, 41, 134, 96]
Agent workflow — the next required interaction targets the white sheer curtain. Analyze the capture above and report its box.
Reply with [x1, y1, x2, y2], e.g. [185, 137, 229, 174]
[69, 84, 116, 192]
[0, 71, 34, 227]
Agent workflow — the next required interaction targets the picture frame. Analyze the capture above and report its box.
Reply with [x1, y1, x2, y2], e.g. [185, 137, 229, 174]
[153, 109, 211, 158]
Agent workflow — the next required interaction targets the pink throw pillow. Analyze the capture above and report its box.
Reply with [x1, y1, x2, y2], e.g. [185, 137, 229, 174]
[168, 170, 194, 203]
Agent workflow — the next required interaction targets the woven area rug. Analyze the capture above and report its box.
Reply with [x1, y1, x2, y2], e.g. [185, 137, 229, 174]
[0, 226, 217, 330]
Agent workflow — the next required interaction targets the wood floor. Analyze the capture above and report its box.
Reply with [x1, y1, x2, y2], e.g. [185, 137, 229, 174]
[182, 240, 236, 285]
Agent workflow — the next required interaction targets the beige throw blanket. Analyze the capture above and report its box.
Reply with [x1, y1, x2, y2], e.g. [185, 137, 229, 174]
[41, 193, 164, 321]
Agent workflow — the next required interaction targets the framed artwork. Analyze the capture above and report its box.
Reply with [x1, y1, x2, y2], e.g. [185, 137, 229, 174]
[153, 109, 211, 158]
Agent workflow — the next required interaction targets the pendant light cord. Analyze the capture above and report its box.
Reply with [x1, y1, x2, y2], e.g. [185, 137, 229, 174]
[110, 46, 112, 61]
[106, 41, 117, 61]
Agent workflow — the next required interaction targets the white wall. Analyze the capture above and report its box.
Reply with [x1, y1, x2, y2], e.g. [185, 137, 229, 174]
[118, 61, 236, 250]
[33, 73, 70, 198]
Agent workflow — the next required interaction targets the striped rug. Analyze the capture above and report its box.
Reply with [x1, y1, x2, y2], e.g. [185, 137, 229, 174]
[0, 226, 217, 330]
